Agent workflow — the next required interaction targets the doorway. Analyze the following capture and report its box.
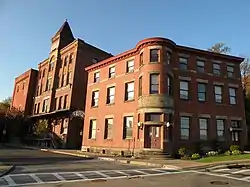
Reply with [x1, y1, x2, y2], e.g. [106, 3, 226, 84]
[144, 126, 161, 149]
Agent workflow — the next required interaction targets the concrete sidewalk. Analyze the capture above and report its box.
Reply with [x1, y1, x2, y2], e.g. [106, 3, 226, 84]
[4, 143, 250, 171]
[0, 163, 14, 177]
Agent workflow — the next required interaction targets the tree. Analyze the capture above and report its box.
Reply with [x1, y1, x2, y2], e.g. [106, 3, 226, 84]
[240, 58, 250, 95]
[0, 97, 12, 112]
[208, 43, 231, 54]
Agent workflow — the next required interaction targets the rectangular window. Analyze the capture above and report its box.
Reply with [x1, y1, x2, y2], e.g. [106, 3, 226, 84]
[150, 49, 159, 62]
[150, 73, 159, 94]
[199, 118, 208, 140]
[46, 78, 52, 91]
[139, 52, 143, 66]
[214, 85, 223, 103]
[58, 96, 63, 109]
[197, 60, 205, 72]
[42, 99, 49, 113]
[216, 119, 225, 141]
[123, 116, 133, 139]
[107, 86, 115, 104]
[63, 95, 68, 109]
[198, 83, 207, 102]
[179, 57, 188, 70]
[231, 120, 240, 128]
[168, 75, 173, 96]
[36, 85, 40, 96]
[94, 72, 100, 83]
[104, 118, 113, 139]
[229, 87, 236, 105]
[67, 71, 72, 85]
[54, 98, 57, 111]
[37, 103, 40, 114]
[89, 119, 97, 139]
[125, 82, 134, 101]
[34, 104, 37, 114]
[145, 113, 161, 122]
[42, 69, 46, 77]
[180, 81, 189, 100]
[180, 117, 190, 140]
[69, 53, 74, 64]
[126, 60, 134, 73]
[138, 76, 142, 97]
[109, 66, 115, 78]
[91, 91, 99, 107]
[213, 64, 220, 76]
[166, 51, 171, 64]
[227, 66, 234, 77]
[64, 56, 68, 66]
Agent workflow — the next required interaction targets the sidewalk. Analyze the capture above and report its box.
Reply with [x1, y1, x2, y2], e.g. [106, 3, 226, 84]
[4, 143, 250, 171]
[0, 163, 14, 177]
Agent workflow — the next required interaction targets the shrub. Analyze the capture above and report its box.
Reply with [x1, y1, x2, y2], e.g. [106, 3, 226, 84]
[230, 145, 240, 152]
[206, 151, 218, 157]
[224, 150, 231, 156]
[232, 150, 242, 155]
[181, 155, 191, 160]
[178, 147, 186, 157]
[191, 153, 201, 160]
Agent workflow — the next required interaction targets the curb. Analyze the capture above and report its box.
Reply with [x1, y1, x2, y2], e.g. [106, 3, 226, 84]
[0, 165, 15, 177]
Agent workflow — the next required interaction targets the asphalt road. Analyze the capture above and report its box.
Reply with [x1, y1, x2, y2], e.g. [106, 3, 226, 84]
[0, 144, 151, 174]
[20, 171, 250, 187]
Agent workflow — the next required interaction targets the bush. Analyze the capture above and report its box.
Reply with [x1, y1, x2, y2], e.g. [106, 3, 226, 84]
[191, 153, 201, 160]
[224, 150, 231, 156]
[181, 155, 191, 160]
[206, 151, 218, 157]
[230, 145, 240, 152]
[232, 150, 242, 155]
[178, 147, 186, 157]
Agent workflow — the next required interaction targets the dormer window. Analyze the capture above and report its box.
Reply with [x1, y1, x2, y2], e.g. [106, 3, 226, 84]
[92, 58, 98, 64]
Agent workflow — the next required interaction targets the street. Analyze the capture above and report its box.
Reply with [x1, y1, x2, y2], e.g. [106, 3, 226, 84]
[0, 144, 250, 186]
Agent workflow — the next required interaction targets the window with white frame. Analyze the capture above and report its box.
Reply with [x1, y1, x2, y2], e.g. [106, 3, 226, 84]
[213, 64, 220, 76]
[94, 72, 100, 83]
[89, 119, 97, 139]
[107, 86, 115, 104]
[126, 60, 134, 73]
[180, 117, 190, 140]
[125, 82, 134, 101]
[179, 57, 188, 70]
[199, 118, 208, 140]
[91, 90, 99, 107]
[123, 116, 133, 139]
[150, 73, 159, 94]
[180, 81, 189, 100]
[214, 85, 223, 103]
[198, 83, 207, 102]
[216, 119, 225, 141]
[109, 66, 115, 78]
[197, 60, 205, 72]
[227, 66, 234, 77]
[229, 87, 236, 105]
[139, 52, 143, 66]
[104, 118, 113, 139]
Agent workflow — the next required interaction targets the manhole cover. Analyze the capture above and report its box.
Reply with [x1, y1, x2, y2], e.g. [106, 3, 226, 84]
[210, 181, 229, 185]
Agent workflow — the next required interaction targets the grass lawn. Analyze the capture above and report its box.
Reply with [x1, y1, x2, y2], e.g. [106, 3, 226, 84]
[196, 154, 250, 163]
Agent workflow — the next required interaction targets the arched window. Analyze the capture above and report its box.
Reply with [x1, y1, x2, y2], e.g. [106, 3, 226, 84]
[49, 56, 55, 71]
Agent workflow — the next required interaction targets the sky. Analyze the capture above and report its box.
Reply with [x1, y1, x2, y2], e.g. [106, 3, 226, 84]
[1, 0, 250, 101]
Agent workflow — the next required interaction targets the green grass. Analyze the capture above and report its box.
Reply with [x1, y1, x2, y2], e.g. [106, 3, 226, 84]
[196, 154, 250, 163]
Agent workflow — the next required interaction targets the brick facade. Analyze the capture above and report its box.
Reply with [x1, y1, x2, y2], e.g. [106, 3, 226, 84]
[82, 37, 247, 155]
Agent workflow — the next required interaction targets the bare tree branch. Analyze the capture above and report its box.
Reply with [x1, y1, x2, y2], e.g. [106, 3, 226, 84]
[208, 43, 231, 54]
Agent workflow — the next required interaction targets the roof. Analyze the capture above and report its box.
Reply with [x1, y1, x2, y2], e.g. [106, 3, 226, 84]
[52, 20, 74, 39]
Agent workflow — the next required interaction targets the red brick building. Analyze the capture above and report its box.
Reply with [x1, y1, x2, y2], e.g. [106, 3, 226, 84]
[11, 69, 38, 115]
[11, 21, 112, 148]
[82, 37, 247, 155]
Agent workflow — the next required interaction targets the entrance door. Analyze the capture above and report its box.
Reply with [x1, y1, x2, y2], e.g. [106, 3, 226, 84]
[232, 131, 240, 145]
[144, 126, 161, 149]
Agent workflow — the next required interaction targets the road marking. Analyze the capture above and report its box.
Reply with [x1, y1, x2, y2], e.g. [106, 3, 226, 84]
[133, 170, 149, 175]
[4, 176, 16, 186]
[213, 168, 231, 172]
[94, 171, 110, 178]
[232, 169, 250, 174]
[30, 174, 43, 183]
[74, 172, 88, 179]
[53, 173, 65, 181]
[151, 169, 168, 173]
[114, 170, 130, 176]
[193, 171, 250, 183]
